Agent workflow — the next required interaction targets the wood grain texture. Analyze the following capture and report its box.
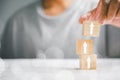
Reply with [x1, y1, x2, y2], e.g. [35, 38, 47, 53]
[80, 54, 97, 70]
[82, 21, 101, 37]
[76, 39, 94, 55]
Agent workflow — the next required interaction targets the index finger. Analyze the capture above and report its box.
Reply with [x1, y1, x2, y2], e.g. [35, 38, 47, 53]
[107, 0, 119, 19]
[95, 0, 108, 20]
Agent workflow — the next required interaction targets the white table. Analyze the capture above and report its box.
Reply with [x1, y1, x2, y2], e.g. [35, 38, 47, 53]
[0, 59, 120, 80]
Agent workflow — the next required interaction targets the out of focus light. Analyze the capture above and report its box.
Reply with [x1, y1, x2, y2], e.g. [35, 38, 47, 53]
[10, 63, 43, 80]
[10, 64, 23, 75]
[36, 50, 46, 59]
[0, 58, 6, 75]
[45, 46, 64, 58]
[54, 70, 75, 80]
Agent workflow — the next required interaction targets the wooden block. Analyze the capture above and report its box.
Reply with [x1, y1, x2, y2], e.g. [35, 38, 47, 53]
[82, 20, 101, 37]
[80, 54, 97, 70]
[76, 39, 94, 55]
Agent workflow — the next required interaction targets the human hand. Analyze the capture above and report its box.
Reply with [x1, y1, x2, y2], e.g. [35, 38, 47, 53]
[80, 0, 120, 27]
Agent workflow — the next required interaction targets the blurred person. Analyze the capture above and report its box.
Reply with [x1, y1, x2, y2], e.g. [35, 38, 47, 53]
[0, 0, 120, 58]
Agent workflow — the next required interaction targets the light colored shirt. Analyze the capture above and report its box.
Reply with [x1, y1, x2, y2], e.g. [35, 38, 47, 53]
[0, 0, 99, 58]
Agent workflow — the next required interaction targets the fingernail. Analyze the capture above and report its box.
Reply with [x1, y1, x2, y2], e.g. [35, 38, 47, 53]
[105, 0, 110, 4]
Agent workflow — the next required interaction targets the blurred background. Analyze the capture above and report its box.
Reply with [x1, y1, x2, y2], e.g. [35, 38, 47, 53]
[0, 0, 120, 58]
[0, 0, 37, 39]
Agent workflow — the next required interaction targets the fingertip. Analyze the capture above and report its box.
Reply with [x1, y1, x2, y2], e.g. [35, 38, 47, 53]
[79, 16, 88, 24]
[79, 18, 84, 24]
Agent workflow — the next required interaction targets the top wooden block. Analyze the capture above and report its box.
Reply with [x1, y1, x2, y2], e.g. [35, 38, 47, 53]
[82, 21, 101, 37]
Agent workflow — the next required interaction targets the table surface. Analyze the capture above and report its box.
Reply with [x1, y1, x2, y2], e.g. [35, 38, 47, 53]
[0, 59, 120, 80]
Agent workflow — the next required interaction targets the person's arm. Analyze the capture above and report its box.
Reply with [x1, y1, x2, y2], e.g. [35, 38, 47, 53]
[0, 17, 15, 58]
[80, 0, 120, 27]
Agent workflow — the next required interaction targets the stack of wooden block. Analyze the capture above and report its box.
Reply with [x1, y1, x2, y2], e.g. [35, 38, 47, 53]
[76, 20, 101, 70]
